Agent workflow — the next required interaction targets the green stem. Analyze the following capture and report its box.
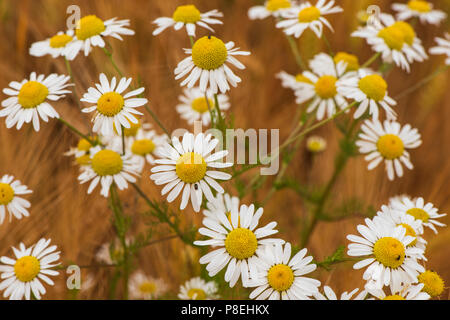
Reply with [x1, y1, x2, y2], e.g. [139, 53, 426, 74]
[286, 35, 306, 70]
[102, 47, 124, 77]
[189, 35, 195, 47]
[121, 126, 126, 155]
[361, 52, 381, 69]
[322, 33, 334, 56]
[58, 118, 95, 145]
[143, 104, 171, 139]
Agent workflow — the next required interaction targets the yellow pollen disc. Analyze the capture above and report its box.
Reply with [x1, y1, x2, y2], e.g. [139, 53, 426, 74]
[175, 152, 207, 184]
[14, 256, 40, 282]
[418, 270, 445, 297]
[91, 150, 123, 176]
[295, 73, 313, 84]
[113, 119, 141, 137]
[406, 208, 429, 222]
[267, 264, 294, 292]
[393, 21, 416, 46]
[266, 0, 291, 12]
[76, 15, 106, 41]
[373, 237, 405, 268]
[76, 154, 91, 166]
[187, 288, 207, 300]
[0, 183, 14, 205]
[378, 25, 405, 51]
[131, 139, 155, 156]
[298, 6, 321, 23]
[139, 282, 156, 294]
[408, 0, 431, 13]
[358, 74, 387, 101]
[377, 134, 404, 160]
[307, 140, 325, 153]
[192, 36, 228, 70]
[383, 295, 405, 300]
[172, 5, 201, 23]
[191, 97, 213, 114]
[334, 52, 360, 71]
[49, 34, 73, 48]
[225, 228, 258, 260]
[398, 223, 417, 246]
[97, 92, 124, 117]
[77, 138, 93, 152]
[18, 81, 49, 109]
[314, 75, 337, 99]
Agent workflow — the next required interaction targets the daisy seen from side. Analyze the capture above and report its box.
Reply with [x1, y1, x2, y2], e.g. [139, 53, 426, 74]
[178, 277, 219, 300]
[429, 33, 450, 65]
[248, 0, 292, 20]
[392, 1, 447, 26]
[29, 30, 77, 60]
[367, 283, 430, 300]
[128, 271, 168, 300]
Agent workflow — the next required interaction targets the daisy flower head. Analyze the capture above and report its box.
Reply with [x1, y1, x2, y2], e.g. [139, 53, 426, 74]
[314, 286, 367, 300]
[390, 196, 446, 234]
[194, 203, 284, 287]
[176, 87, 230, 126]
[0, 238, 60, 300]
[64, 136, 100, 170]
[95, 237, 133, 265]
[81, 73, 147, 136]
[418, 270, 445, 298]
[276, 0, 343, 39]
[333, 52, 361, 73]
[1, 72, 71, 131]
[347, 217, 425, 293]
[178, 277, 219, 300]
[0, 175, 32, 225]
[351, 13, 428, 72]
[152, 5, 223, 37]
[392, 1, 447, 26]
[29, 30, 76, 60]
[356, 119, 422, 181]
[276, 71, 311, 92]
[203, 192, 240, 222]
[248, 0, 292, 20]
[429, 33, 450, 65]
[306, 135, 327, 153]
[128, 271, 168, 300]
[367, 283, 430, 300]
[150, 132, 232, 212]
[174, 35, 250, 94]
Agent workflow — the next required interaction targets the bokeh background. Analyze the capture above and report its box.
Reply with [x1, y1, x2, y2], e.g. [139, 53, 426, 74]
[0, 0, 449, 299]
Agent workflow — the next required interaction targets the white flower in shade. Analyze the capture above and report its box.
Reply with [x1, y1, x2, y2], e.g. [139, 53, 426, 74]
[314, 286, 367, 300]
[81, 73, 147, 136]
[367, 283, 430, 300]
[429, 33, 450, 65]
[337, 69, 397, 120]
[0, 238, 60, 300]
[248, 243, 321, 300]
[390, 196, 447, 234]
[128, 271, 168, 300]
[66, 15, 134, 58]
[176, 87, 230, 126]
[1, 72, 71, 131]
[276, 0, 343, 38]
[306, 136, 327, 153]
[174, 36, 250, 94]
[248, 0, 293, 20]
[150, 132, 232, 212]
[356, 119, 421, 181]
[95, 237, 133, 264]
[152, 5, 223, 37]
[78, 146, 140, 198]
[392, 1, 447, 26]
[351, 13, 427, 72]
[178, 277, 219, 300]
[194, 203, 284, 287]
[203, 192, 240, 222]
[347, 218, 425, 293]
[29, 30, 76, 60]
[0, 175, 32, 224]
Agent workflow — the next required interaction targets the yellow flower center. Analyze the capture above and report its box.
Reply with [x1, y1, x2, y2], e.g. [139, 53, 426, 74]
[192, 36, 228, 70]
[373, 237, 405, 268]
[225, 228, 258, 260]
[295, 73, 313, 84]
[131, 139, 156, 156]
[418, 270, 445, 297]
[175, 152, 207, 184]
[75, 15, 106, 41]
[0, 183, 14, 205]
[307, 139, 325, 153]
[187, 288, 207, 300]
[97, 92, 124, 117]
[266, 0, 291, 12]
[172, 5, 201, 23]
[408, 0, 431, 13]
[358, 74, 387, 101]
[298, 6, 321, 23]
[334, 52, 360, 71]
[18, 81, 49, 109]
[377, 134, 404, 160]
[49, 34, 73, 48]
[406, 208, 429, 222]
[377, 22, 416, 50]
[267, 264, 294, 292]
[191, 97, 213, 114]
[91, 150, 123, 176]
[398, 223, 417, 246]
[113, 119, 141, 137]
[14, 256, 40, 282]
[383, 295, 405, 300]
[139, 282, 157, 294]
[76, 154, 91, 166]
[393, 21, 416, 46]
[77, 138, 93, 152]
[314, 75, 337, 99]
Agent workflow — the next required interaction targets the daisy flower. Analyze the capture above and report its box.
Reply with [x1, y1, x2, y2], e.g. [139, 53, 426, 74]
[0, 238, 60, 300]
[306, 136, 327, 153]
[203, 192, 240, 222]
[351, 13, 428, 72]
[95, 237, 133, 264]
[1, 72, 71, 131]
[314, 286, 367, 300]
[418, 270, 445, 298]
[128, 271, 168, 300]
[333, 52, 361, 73]
[429, 33, 450, 65]
[78, 146, 140, 197]
[347, 218, 425, 293]
[152, 5, 223, 37]
[392, 1, 447, 26]
[64, 136, 100, 170]
[178, 277, 219, 300]
[29, 30, 77, 60]
[81, 73, 147, 136]
[390, 196, 446, 234]
[0, 175, 32, 224]
[276, 0, 343, 38]
[356, 119, 421, 181]
[194, 203, 284, 287]
[127, 128, 166, 169]
[276, 71, 313, 92]
[367, 283, 430, 300]
[150, 132, 232, 212]
[248, 0, 293, 20]
[174, 36, 250, 94]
